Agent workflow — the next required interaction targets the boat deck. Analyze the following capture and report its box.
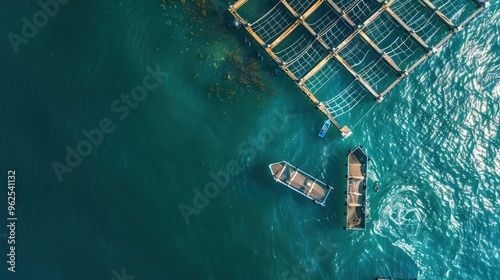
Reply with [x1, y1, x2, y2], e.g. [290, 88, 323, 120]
[346, 146, 368, 230]
[269, 161, 333, 206]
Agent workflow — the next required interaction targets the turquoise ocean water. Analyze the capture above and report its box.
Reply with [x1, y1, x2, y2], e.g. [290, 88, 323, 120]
[0, 1, 498, 279]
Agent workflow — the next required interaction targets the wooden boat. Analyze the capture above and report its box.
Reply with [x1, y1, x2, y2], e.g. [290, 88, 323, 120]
[269, 161, 333, 206]
[319, 119, 331, 137]
[345, 146, 369, 230]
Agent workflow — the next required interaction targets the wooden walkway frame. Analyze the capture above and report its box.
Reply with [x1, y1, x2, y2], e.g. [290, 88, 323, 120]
[380, 2, 487, 98]
[420, 0, 456, 29]
[231, 0, 248, 10]
[228, 0, 488, 136]
[229, 0, 350, 134]
[385, 7, 430, 50]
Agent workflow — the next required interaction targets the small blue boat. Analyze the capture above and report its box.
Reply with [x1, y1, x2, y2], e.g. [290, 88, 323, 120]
[319, 119, 331, 137]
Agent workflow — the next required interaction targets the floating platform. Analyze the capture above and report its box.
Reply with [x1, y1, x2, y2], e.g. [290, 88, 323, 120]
[269, 161, 333, 206]
[228, 0, 489, 136]
[346, 146, 369, 230]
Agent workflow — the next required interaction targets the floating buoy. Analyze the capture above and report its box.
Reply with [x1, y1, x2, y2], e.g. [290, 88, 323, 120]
[229, 19, 241, 29]
[234, 20, 241, 29]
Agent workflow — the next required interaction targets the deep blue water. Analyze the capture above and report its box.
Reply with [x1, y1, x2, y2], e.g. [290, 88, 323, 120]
[0, 1, 498, 279]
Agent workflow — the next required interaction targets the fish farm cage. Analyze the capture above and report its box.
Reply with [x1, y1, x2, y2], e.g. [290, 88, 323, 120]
[228, 0, 490, 137]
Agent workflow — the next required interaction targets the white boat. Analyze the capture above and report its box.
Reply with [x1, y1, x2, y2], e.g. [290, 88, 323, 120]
[269, 161, 333, 206]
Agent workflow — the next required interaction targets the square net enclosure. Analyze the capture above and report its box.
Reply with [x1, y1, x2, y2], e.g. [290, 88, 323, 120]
[228, 0, 489, 136]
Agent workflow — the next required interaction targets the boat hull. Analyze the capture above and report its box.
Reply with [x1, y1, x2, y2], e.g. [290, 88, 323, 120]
[269, 161, 333, 206]
[345, 147, 369, 230]
[319, 120, 331, 137]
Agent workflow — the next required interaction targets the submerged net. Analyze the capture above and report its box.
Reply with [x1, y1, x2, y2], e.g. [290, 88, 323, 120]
[432, 0, 472, 23]
[287, 41, 329, 79]
[345, 0, 379, 25]
[288, 0, 316, 15]
[303, 59, 344, 93]
[324, 81, 370, 118]
[390, 0, 448, 44]
[364, 13, 422, 68]
[251, 2, 296, 44]
[231, 0, 484, 124]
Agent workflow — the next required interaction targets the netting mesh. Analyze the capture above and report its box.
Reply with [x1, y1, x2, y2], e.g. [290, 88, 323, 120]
[415, 15, 448, 44]
[324, 81, 369, 118]
[358, 57, 396, 91]
[251, 2, 296, 44]
[383, 35, 419, 67]
[340, 36, 374, 70]
[363, 13, 422, 68]
[390, 0, 448, 45]
[274, 34, 315, 64]
[307, 6, 340, 33]
[390, 0, 423, 25]
[346, 0, 379, 25]
[231, 0, 484, 123]
[287, 41, 328, 79]
[335, 0, 362, 12]
[303, 60, 344, 93]
[319, 18, 354, 49]
[432, 0, 471, 23]
[288, 0, 316, 15]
